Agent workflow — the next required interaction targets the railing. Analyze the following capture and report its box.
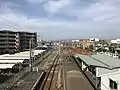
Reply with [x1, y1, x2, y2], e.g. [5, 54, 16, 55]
[0, 33, 15, 36]
[0, 38, 15, 40]
[0, 42, 15, 44]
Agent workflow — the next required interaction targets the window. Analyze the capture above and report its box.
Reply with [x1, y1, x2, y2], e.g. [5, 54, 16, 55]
[109, 79, 117, 89]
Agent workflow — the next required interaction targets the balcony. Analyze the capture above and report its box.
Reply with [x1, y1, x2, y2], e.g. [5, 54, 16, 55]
[8, 38, 16, 40]
[0, 33, 15, 36]
[0, 37, 8, 40]
[0, 42, 15, 44]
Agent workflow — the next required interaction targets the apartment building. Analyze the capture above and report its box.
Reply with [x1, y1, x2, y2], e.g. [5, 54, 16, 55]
[0, 30, 37, 54]
[18, 31, 37, 51]
[0, 30, 19, 54]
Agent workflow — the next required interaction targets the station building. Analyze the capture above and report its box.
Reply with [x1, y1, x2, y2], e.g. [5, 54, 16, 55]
[75, 52, 120, 90]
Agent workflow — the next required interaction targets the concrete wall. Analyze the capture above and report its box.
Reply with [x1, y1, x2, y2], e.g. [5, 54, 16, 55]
[97, 67, 120, 90]
[101, 76, 110, 90]
[101, 73, 120, 90]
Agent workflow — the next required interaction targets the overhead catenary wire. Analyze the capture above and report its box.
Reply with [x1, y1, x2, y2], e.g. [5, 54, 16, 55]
[0, 16, 25, 30]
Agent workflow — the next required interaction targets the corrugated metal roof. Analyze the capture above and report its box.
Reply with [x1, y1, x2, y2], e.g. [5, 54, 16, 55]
[0, 56, 29, 60]
[76, 54, 120, 69]
[0, 50, 45, 60]
[0, 50, 46, 69]
[0, 60, 24, 63]
[91, 54, 120, 68]
[77, 54, 107, 68]
[0, 64, 15, 69]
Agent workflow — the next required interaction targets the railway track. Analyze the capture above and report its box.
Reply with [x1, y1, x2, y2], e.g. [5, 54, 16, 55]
[31, 48, 94, 90]
[6, 48, 67, 90]
[30, 50, 60, 90]
[5, 50, 55, 90]
[32, 48, 94, 90]
[40, 53, 60, 90]
[33, 49, 53, 67]
[33, 48, 65, 90]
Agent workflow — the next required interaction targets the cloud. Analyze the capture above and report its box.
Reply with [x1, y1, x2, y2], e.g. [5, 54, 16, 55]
[25, 0, 120, 23]
[79, 0, 120, 22]
[43, 0, 70, 16]
[26, 0, 45, 4]
[0, 0, 120, 40]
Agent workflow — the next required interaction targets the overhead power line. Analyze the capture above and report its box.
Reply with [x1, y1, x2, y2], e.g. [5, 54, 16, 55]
[0, 16, 25, 30]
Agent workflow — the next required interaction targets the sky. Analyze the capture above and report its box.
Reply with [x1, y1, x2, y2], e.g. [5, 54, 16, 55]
[0, 0, 120, 40]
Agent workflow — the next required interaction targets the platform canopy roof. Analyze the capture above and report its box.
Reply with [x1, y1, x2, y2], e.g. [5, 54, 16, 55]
[76, 54, 120, 69]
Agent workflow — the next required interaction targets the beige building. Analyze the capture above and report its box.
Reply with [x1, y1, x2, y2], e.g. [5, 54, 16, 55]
[80, 40, 93, 48]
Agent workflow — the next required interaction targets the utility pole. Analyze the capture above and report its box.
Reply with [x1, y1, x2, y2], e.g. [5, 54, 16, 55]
[29, 34, 35, 72]
[29, 39, 32, 72]
[59, 41, 60, 55]
[92, 41, 94, 51]
[29, 34, 39, 72]
[29, 38, 34, 72]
